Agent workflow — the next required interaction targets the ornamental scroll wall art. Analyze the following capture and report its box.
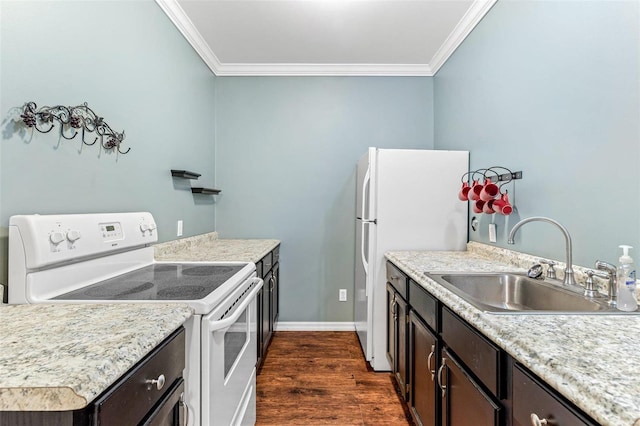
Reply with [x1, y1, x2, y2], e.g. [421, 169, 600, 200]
[19, 101, 129, 156]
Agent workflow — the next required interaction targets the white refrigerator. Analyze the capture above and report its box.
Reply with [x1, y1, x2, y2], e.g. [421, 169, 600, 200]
[355, 148, 469, 371]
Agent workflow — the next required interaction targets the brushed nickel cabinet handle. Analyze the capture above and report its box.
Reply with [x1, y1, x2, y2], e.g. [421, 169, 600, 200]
[427, 345, 436, 381]
[530, 413, 549, 426]
[436, 358, 447, 397]
[145, 373, 165, 391]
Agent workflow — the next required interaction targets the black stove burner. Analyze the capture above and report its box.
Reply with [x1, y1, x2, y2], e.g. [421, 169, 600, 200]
[182, 265, 236, 276]
[53, 263, 247, 301]
[158, 285, 206, 299]
[85, 281, 155, 298]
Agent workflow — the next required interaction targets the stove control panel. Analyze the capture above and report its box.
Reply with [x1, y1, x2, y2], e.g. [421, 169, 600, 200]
[9, 212, 158, 269]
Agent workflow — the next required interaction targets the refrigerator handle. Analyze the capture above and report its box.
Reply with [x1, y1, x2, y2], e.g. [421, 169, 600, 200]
[361, 166, 371, 221]
[360, 221, 369, 296]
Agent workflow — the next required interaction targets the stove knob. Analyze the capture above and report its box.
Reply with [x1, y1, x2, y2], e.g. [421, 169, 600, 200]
[49, 231, 65, 245]
[140, 223, 149, 232]
[66, 230, 81, 242]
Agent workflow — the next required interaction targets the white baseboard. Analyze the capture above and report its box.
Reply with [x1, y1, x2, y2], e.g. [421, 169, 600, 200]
[275, 322, 356, 331]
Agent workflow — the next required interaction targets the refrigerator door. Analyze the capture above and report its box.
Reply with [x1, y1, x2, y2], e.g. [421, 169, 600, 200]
[354, 147, 377, 361]
[355, 217, 375, 361]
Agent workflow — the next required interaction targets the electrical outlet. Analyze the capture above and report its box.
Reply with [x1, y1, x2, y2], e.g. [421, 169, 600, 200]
[339, 289, 347, 302]
[489, 223, 497, 243]
[177, 220, 183, 237]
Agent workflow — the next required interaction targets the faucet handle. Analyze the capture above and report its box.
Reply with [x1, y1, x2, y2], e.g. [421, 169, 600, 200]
[584, 270, 606, 298]
[539, 259, 557, 279]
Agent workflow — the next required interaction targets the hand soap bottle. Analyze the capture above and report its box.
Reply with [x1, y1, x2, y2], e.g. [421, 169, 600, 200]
[616, 245, 638, 312]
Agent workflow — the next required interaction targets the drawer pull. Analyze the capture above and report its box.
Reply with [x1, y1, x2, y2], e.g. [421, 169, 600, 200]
[427, 345, 436, 381]
[180, 392, 189, 426]
[145, 374, 166, 391]
[530, 413, 550, 426]
[436, 358, 447, 397]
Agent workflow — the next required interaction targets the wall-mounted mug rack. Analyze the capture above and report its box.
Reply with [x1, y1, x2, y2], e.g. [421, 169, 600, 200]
[459, 166, 522, 215]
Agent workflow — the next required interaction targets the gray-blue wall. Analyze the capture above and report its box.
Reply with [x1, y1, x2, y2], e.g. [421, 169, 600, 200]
[214, 77, 434, 321]
[434, 0, 640, 268]
[0, 1, 217, 287]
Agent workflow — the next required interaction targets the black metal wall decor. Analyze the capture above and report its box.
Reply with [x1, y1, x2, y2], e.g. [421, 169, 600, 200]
[20, 102, 129, 155]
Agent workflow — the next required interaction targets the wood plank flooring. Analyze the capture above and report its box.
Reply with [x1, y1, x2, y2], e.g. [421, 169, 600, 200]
[256, 331, 414, 426]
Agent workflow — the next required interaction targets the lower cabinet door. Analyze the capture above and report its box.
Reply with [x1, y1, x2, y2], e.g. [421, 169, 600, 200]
[409, 311, 438, 426]
[440, 348, 501, 426]
[396, 293, 408, 400]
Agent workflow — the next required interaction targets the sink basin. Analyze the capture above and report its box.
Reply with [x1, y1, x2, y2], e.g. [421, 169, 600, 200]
[425, 272, 631, 314]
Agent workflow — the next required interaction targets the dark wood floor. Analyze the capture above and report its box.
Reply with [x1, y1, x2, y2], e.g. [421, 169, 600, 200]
[256, 331, 413, 425]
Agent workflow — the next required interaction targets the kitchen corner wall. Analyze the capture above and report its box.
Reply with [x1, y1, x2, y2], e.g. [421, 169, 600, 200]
[434, 0, 640, 268]
[214, 77, 434, 322]
[0, 1, 217, 291]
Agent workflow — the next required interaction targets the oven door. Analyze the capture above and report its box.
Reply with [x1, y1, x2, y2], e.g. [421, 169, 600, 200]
[201, 276, 262, 426]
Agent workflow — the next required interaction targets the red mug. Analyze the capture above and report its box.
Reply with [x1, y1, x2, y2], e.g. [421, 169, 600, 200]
[472, 200, 486, 214]
[479, 178, 499, 201]
[493, 193, 513, 215]
[458, 182, 471, 201]
[482, 199, 496, 214]
[469, 180, 483, 201]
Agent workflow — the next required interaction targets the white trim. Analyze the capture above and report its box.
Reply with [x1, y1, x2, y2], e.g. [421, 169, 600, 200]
[429, 0, 498, 75]
[154, 0, 222, 75]
[275, 322, 356, 332]
[214, 63, 434, 77]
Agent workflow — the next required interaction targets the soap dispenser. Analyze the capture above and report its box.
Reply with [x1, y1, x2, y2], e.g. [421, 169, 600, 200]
[616, 245, 638, 312]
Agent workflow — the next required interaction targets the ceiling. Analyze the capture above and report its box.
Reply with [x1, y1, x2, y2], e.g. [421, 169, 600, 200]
[155, 0, 497, 76]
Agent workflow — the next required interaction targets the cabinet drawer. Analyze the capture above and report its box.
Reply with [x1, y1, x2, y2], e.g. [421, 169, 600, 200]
[95, 327, 186, 425]
[272, 245, 280, 264]
[261, 252, 273, 275]
[513, 364, 596, 426]
[409, 279, 438, 332]
[441, 307, 500, 396]
[386, 262, 408, 300]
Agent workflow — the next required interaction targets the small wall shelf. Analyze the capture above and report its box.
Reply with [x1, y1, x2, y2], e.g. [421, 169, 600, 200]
[171, 169, 221, 195]
[191, 187, 221, 195]
[171, 170, 201, 179]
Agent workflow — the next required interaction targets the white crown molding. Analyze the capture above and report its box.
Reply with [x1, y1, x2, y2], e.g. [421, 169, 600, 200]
[215, 63, 434, 77]
[154, 0, 222, 75]
[276, 322, 355, 332]
[155, 0, 494, 77]
[429, 0, 498, 75]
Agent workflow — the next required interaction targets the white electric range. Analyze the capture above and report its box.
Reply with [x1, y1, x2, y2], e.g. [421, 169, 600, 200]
[8, 212, 262, 426]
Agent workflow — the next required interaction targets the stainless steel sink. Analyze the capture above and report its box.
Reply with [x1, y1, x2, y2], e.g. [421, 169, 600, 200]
[425, 272, 635, 314]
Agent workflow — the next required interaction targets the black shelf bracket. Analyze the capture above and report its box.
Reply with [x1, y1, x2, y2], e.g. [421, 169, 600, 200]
[171, 170, 201, 180]
[191, 187, 221, 195]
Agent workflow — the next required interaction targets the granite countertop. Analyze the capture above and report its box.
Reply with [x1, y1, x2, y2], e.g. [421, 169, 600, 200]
[154, 232, 280, 263]
[386, 243, 640, 426]
[0, 303, 193, 412]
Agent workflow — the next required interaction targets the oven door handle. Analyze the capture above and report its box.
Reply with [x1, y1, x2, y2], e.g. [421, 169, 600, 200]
[206, 277, 263, 332]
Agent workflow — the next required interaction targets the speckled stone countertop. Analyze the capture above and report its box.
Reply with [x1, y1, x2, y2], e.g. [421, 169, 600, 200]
[386, 242, 640, 426]
[154, 232, 280, 263]
[0, 303, 193, 411]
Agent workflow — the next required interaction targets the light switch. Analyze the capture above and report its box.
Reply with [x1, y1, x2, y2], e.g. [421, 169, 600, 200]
[489, 223, 497, 243]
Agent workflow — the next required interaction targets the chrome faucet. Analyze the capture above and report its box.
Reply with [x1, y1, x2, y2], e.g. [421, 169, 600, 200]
[507, 217, 576, 286]
[594, 260, 617, 307]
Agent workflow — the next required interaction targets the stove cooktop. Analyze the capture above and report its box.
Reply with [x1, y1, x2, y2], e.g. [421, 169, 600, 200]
[54, 263, 246, 301]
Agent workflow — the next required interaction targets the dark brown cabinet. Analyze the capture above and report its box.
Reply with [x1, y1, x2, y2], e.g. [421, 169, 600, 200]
[409, 310, 438, 426]
[256, 245, 280, 372]
[386, 260, 600, 426]
[386, 283, 409, 400]
[440, 348, 501, 426]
